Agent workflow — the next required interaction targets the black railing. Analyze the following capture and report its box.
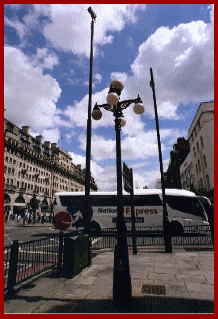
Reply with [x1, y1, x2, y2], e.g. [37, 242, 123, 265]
[4, 225, 213, 294]
[4, 235, 59, 294]
[90, 225, 213, 250]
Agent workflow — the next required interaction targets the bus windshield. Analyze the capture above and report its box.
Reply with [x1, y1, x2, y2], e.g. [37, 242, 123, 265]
[166, 195, 205, 218]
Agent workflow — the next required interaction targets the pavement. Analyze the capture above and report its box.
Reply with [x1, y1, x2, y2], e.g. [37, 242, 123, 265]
[4, 246, 214, 314]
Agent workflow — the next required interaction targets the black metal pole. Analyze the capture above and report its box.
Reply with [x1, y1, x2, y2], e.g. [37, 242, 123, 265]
[150, 68, 172, 253]
[84, 10, 96, 233]
[57, 230, 64, 277]
[113, 111, 133, 311]
[7, 240, 19, 298]
[130, 169, 137, 255]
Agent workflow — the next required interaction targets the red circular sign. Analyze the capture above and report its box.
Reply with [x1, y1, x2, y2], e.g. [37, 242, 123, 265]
[54, 211, 72, 231]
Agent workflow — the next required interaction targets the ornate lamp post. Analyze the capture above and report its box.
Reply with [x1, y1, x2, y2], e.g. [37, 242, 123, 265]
[92, 79, 144, 311]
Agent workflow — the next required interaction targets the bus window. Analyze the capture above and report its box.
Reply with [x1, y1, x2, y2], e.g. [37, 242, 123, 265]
[123, 195, 162, 206]
[91, 195, 117, 206]
[166, 196, 205, 218]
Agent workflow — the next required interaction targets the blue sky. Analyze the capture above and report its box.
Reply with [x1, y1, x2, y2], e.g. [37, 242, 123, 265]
[4, 4, 214, 191]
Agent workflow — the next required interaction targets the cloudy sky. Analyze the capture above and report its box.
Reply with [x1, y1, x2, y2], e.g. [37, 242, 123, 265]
[4, 4, 214, 191]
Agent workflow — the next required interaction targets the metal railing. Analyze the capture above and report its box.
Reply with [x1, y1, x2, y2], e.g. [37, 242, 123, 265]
[4, 235, 59, 294]
[90, 225, 213, 250]
[4, 225, 213, 294]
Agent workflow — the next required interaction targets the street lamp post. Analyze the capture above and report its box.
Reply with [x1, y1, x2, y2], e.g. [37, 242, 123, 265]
[84, 7, 96, 233]
[92, 80, 144, 311]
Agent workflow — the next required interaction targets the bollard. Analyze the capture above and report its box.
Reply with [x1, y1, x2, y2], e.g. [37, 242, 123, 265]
[7, 240, 19, 297]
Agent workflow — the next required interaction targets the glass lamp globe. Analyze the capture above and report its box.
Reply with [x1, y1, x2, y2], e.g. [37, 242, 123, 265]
[92, 108, 102, 121]
[110, 79, 124, 92]
[119, 117, 126, 127]
[133, 102, 145, 114]
[106, 92, 119, 106]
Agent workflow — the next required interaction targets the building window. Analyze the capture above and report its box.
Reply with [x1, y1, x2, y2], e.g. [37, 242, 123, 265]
[193, 147, 196, 157]
[199, 178, 203, 189]
[196, 142, 199, 152]
[198, 160, 201, 173]
[203, 155, 207, 168]
[200, 136, 204, 148]
[4, 166, 7, 173]
[206, 175, 210, 190]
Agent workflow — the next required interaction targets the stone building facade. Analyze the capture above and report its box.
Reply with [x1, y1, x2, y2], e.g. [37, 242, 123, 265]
[180, 101, 214, 202]
[4, 118, 97, 219]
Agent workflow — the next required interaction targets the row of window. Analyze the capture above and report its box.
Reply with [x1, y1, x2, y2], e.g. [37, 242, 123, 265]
[5, 164, 83, 191]
[4, 177, 82, 195]
[4, 149, 86, 189]
[197, 175, 210, 190]
[181, 175, 195, 189]
[4, 166, 15, 175]
[4, 156, 16, 164]
[193, 136, 204, 157]
[196, 155, 207, 175]
[189, 121, 201, 144]
[182, 174, 211, 191]
[19, 161, 50, 176]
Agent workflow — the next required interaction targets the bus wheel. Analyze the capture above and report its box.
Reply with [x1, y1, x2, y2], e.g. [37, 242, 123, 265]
[87, 222, 101, 236]
[168, 222, 184, 237]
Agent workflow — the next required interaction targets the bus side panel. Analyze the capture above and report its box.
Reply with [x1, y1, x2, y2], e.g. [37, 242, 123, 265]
[92, 205, 163, 229]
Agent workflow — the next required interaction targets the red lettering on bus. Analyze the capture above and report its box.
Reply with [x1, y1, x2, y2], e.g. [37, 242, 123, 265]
[126, 207, 130, 215]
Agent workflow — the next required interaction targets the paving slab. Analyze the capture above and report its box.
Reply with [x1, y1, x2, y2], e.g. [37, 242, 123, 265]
[4, 248, 214, 313]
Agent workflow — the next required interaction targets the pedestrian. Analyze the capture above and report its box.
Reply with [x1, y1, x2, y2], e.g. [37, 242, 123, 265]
[17, 214, 21, 223]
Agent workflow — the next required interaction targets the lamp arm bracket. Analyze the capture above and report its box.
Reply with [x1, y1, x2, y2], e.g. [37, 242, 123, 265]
[95, 94, 142, 113]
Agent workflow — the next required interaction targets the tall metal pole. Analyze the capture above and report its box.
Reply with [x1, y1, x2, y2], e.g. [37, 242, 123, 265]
[129, 169, 137, 255]
[113, 110, 132, 311]
[84, 8, 96, 232]
[150, 68, 172, 253]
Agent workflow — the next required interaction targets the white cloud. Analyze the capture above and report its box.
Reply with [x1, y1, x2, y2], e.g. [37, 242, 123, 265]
[39, 4, 146, 57]
[41, 127, 61, 143]
[78, 128, 186, 163]
[31, 48, 59, 70]
[63, 5, 213, 134]
[4, 46, 62, 131]
[128, 14, 214, 118]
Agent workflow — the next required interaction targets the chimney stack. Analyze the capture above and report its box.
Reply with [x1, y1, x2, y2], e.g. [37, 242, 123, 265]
[21, 126, 30, 134]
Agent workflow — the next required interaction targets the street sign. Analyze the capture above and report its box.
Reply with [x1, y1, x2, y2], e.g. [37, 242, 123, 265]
[123, 162, 133, 193]
[54, 211, 72, 231]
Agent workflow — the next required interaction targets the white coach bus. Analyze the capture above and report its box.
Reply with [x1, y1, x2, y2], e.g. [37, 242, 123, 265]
[53, 189, 209, 235]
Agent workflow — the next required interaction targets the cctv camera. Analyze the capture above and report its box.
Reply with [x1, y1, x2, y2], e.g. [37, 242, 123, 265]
[88, 7, 96, 20]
